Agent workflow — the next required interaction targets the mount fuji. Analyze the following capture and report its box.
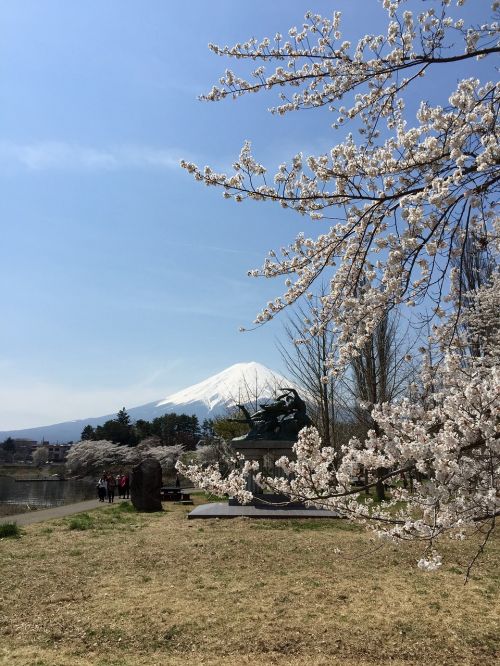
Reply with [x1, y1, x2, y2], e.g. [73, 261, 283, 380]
[0, 362, 292, 444]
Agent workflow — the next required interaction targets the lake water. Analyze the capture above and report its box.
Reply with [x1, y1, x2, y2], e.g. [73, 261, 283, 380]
[0, 475, 96, 508]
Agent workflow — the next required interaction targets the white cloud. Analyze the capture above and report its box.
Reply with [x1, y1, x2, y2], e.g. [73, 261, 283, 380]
[0, 141, 184, 171]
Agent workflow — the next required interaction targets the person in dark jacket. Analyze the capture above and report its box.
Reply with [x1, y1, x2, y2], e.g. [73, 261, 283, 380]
[97, 476, 107, 502]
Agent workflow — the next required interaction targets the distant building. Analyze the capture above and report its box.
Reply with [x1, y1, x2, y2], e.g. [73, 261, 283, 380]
[46, 443, 72, 462]
[13, 438, 38, 448]
[53, 444, 71, 462]
[12, 439, 38, 462]
[31, 442, 72, 463]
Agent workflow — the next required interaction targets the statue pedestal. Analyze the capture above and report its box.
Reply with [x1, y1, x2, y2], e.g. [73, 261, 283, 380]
[230, 438, 301, 506]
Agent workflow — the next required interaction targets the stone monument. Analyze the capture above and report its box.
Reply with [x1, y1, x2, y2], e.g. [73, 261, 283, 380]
[230, 388, 312, 505]
[188, 388, 338, 518]
[130, 458, 163, 512]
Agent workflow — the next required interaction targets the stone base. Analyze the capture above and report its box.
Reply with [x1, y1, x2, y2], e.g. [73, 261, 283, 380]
[231, 439, 295, 495]
[231, 438, 295, 458]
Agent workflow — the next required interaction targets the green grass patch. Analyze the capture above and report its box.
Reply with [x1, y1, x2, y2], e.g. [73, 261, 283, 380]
[66, 504, 141, 532]
[0, 522, 20, 538]
[114, 501, 136, 512]
[68, 513, 94, 531]
[99, 505, 139, 526]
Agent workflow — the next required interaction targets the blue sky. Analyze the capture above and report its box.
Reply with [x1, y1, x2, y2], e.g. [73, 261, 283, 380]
[0, 1, 493, 429]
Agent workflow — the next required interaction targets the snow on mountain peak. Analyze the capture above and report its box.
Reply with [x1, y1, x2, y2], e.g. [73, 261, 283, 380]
[156, 361, 289, 412]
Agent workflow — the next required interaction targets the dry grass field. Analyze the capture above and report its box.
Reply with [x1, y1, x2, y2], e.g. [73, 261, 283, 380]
[0, 496, 498, 666]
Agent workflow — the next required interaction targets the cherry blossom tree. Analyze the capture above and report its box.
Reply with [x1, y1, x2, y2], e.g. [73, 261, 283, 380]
[66, 439, 184, 477]
[179, 0, 499, 573]
[66, 440, 126, 476]
[32, 446, 49, 468]
[179, 274, 499, 575]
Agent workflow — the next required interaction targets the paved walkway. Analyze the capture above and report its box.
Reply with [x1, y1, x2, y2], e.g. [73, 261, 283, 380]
[0, 498, 127, 527]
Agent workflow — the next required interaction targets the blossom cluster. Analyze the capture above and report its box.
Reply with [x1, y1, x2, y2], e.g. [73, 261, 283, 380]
[181, 1, 499, 372]
[176, 455, 259, 504]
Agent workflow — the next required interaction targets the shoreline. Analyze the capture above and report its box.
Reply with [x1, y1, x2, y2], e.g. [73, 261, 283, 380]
[0, 497, 126, 526]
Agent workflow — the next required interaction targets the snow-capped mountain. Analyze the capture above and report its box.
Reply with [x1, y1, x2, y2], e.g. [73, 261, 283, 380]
[0, 362, 291, 444]
[158, 361, 286, 412]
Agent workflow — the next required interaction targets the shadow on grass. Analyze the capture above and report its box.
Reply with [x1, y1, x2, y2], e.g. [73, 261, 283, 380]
[250, 519, 362, 532]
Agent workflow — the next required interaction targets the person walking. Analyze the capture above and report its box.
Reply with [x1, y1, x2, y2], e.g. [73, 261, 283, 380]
[97, 476, 107, 502]
[122, 473, 130, 499]
[106, 473, 116, 503]
[119, 473, 129, 499]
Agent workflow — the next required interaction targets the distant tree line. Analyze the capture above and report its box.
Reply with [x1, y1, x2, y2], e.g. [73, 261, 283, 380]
[80, 408, 208, 451]
[0, 438, 34, 463]
[70, 409, 250, 479]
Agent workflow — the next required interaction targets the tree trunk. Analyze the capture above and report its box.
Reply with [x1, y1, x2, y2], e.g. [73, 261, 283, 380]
[375, 471, 386, 502]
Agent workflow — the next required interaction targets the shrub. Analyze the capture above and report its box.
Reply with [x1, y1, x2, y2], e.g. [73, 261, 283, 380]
[68, 513, 94, 531]
[0, 522, 20, 538]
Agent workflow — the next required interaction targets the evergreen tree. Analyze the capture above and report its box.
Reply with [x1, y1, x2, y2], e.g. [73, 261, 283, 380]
[212, 414, 248, 441]
[116, 407, 131, 426]
[201, 419, 215, 439]
[134, 419, 152, 441]
[81, 425, 95, 441]
[95, 417, 137, 447]
[2, 437, 15, 453]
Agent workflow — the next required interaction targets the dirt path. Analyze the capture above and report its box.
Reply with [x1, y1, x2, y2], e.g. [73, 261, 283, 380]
[0, 498, 127, 526]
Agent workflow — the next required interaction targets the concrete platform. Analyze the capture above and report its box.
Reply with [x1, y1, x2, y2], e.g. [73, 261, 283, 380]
[188, 502, 340, 520]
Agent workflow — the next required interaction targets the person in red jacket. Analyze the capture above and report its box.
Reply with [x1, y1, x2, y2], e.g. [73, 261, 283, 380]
[106, 473, 116, 503]
[119, 473, 130, 499]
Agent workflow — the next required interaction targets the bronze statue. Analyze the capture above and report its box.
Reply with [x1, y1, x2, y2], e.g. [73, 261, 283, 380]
[232, 387, 312, 441]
